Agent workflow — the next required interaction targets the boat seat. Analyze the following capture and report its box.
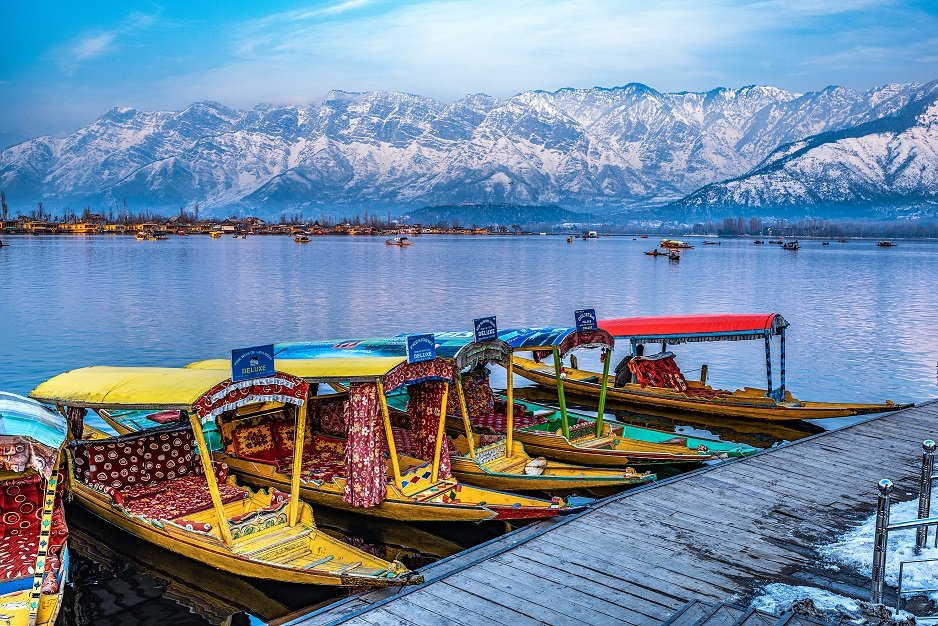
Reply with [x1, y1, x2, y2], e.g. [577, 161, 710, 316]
[391, 426, 457, 459]
[629, 354, 688, 391]
[71, 429, 247, 520]
[276, 435, 347, 484]
[469, 409, 548, 434]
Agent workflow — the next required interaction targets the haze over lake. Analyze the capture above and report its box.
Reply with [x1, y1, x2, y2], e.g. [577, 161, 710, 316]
[2, 234, 935, 410]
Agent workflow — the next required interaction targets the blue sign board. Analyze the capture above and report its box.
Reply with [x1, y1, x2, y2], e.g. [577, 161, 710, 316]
[575, 309, 597, 332]
[231, 344, 276, 382]
[406, 334, 436, 364]
[473, 316, 498, 343]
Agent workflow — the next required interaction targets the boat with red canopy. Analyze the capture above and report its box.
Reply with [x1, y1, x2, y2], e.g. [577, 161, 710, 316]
[510, 314, 910, 421]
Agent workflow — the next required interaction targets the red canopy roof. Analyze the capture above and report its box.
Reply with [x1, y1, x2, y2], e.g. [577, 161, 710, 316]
[599, 314, 787, 343]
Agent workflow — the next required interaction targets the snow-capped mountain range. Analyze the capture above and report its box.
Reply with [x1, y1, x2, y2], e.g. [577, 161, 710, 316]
[1, 80, 936, 220]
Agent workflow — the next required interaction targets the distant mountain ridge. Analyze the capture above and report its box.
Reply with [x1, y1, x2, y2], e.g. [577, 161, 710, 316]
[667, 82, 938, 220]
[400, 203, 593, 227]
[1, 80, 936, 220]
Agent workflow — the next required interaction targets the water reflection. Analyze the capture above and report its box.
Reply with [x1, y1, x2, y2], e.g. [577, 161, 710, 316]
[62, 502, 514, 625]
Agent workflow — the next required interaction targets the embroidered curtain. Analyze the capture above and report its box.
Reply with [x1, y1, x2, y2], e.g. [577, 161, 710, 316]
[66, 406, 87, 440]
[343, 383, 386, 508]
[406, 382, 452, 479]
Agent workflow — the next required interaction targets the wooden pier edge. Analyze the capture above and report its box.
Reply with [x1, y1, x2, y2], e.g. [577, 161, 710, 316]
[285, 400, 938, 626]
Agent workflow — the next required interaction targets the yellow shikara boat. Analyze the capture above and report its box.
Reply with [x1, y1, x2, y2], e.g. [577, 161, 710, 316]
[511, 314, 910, 422]
[380, 337, 656, 491]
[30, 366, 421, 588]
[0, 393, 69, 626]
[186, 355, 578, 522]
[275, 331, 719, 468]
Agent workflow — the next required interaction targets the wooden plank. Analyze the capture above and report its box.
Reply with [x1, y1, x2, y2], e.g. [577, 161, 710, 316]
[377, 597, 472, 626]
[512, 543, 688, 610]
[444, 572, 576, 625]
[500, 551, 673, 622]
[404, 589, 507, 626]
[288, 405, 938, 626]
[470, 558, 639, 626]
[416, 584, 546, 626]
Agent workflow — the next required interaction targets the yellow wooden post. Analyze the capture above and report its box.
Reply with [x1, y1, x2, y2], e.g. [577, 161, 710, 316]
[552, 347, 571, 439]
[288, 402, 308, 526]
[376, 380, 403, 488]
[431, 382, 449, 483]
[455, 374, 476, 459]
[187, 412, 233, 546]
[505, 359, 514, 458]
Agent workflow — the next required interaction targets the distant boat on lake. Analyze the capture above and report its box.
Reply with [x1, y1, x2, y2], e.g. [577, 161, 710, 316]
[877, 240, 897, 247]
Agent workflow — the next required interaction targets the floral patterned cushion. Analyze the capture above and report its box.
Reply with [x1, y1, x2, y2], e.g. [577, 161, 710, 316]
[0, 475, 42, 539]
[468, 410, 547, 434]
[72, 430, 198, 491]
[232, 421, 280, 461]
[0, 503, 67, 592]
[272, 420, 315, 457]
[119, 473, 246, 520]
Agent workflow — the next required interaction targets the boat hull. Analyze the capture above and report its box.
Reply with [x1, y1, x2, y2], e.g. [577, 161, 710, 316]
[68, 481, 420, 587]
[217, 454, 569, 522]
[448, 456, 653, 491]
[512, 356, 909, 421]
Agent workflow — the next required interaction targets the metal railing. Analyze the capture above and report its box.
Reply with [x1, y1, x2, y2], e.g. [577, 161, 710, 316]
[870, 439, 938, 604]
[897, 557, 938, 611]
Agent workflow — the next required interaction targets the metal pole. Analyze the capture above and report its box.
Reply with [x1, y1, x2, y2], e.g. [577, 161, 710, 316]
[552, 347, 570, 439]
[779, 328, 786, 400]
[871, 478, 894, 604]
[595, 348, 611, 438]
[916, 440, 936, 554]
[764, 334, 773, 399]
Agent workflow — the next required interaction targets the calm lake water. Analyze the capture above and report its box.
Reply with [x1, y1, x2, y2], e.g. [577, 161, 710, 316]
[2, 233, 937, 624]
[2, 234, 936, 403]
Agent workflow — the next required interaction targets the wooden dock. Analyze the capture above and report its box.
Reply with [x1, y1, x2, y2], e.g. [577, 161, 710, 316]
[285, 402, 938, 626]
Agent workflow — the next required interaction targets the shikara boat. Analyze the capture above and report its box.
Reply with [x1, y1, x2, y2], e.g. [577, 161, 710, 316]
[274, 336, 659, 488]
[385, 237, 411, 246]
[660, 239, 693, 249]
[276, 333, 725, 468]
[386, 336, 655, 490]
[511, 314, 909, 421]
[30, 367, 421, 587]
[186, 355, 578, 521]
[493, 328, 720, 466]
[0, 392, 69, 626]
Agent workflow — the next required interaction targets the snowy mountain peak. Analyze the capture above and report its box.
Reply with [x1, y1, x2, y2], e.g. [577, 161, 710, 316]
[1, 80, 935, 218]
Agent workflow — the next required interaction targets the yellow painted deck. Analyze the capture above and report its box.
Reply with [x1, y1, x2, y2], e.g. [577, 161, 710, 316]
[284, 400, 938, 625]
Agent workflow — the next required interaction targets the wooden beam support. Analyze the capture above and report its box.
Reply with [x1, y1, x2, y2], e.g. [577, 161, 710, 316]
[187, 412, 233, 546]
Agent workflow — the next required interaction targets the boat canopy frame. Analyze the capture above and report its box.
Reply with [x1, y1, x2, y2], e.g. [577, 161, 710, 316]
[600, 314, 790, 401]
[228, 355, 458, 495]
[499, 327, 616, 439]
[31, 366, 313, 546]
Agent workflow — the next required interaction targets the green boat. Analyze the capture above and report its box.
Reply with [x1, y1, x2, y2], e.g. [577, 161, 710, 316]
[503, 396, 759, 459]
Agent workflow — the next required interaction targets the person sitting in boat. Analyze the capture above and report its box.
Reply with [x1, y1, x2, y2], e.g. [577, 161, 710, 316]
[614, 344, 644, 387]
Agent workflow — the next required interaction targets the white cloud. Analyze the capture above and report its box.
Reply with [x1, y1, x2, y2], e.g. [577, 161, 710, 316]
[57, 11, 158, 73]
[73, 33, 117, 61]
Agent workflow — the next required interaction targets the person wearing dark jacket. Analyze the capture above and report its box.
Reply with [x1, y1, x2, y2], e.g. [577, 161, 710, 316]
[614, 344, 644, 387]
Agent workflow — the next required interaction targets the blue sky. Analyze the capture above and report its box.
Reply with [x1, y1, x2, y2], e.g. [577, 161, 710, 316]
[2, 0, 938, 137]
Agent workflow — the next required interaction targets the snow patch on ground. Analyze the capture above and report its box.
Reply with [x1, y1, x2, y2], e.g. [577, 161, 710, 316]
[751, 583, 861, 614]
[820, 499, 938, 598]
